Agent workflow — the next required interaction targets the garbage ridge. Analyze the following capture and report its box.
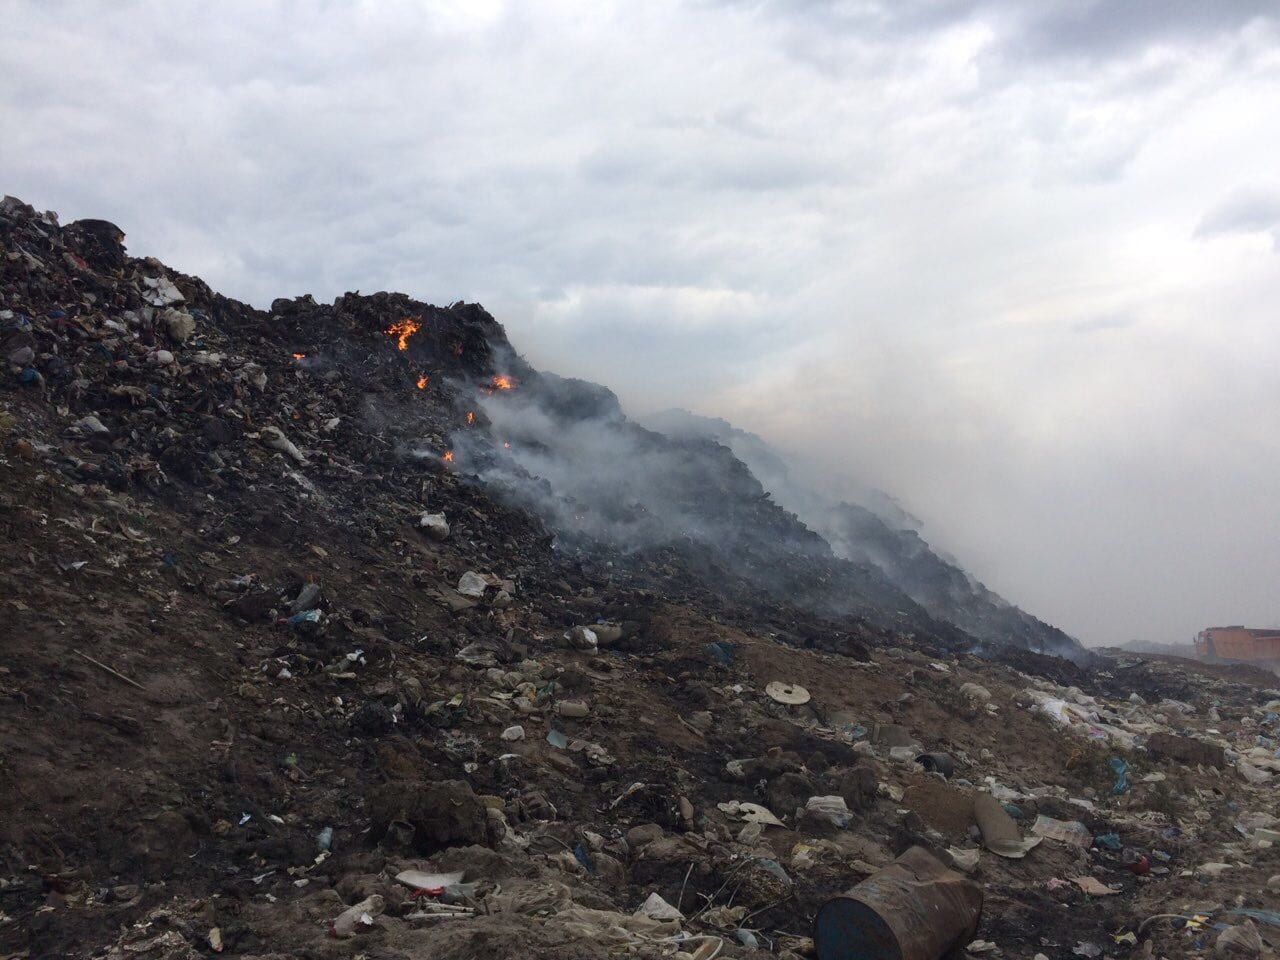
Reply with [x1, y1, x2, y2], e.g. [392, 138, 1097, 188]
[641, 409, 1081, 660]
[2, 195, 1279, 959]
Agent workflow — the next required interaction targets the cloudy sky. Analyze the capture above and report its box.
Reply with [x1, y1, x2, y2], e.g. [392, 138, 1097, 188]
[5, 0, 1279, 646]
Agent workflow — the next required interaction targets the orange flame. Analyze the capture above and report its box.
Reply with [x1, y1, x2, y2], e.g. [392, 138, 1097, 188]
[387, 316, 421, 351]
[465, 411, 474, 424]
[292, 353, 306, 360]
[416, 375, 428, 389]
[442, 450, 454, 463]
[491, 374, 515, 390]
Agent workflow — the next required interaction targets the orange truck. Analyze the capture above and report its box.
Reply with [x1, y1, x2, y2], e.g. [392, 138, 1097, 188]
[1195, 626, 1280, 663]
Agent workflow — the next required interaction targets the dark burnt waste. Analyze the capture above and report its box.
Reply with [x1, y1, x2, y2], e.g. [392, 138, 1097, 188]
[1, 194, 1278, 959]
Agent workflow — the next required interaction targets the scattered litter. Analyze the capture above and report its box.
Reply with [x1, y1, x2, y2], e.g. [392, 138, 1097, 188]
[765, 680, 810, 705]
[915, 752, 954, 777]
[718, 800, 785, 827]
[546, 728, 569, 749]
[396, 870, 466, 892]
[635, 892, 684, 922]
[419, 512, 450, 540]
[1215, 921, 1265, 956]
[974, 792, 1041, 859]
[457, 571, 488, 598]
[1031, 815, 1092, 848]
[330, 895, 385, 938]
[1072, 877, 1119, 896]
[1109, 757, 1129, 794]
[804, 795, 852, 828]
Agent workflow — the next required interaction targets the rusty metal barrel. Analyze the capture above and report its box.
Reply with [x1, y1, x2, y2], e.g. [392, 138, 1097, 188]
[814, 846, 982, 960]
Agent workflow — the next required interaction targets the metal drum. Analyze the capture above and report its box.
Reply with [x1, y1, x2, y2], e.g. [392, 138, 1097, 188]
[814, 846, 982, 960]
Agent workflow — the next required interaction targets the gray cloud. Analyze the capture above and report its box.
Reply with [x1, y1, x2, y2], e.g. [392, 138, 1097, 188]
[1072, 314, 1135, 334]
[999, 0, 1276, 62]
[3, 0, 1279, 646]
[741, 0, 1276, 61]
[1195, 185, 1280, 244]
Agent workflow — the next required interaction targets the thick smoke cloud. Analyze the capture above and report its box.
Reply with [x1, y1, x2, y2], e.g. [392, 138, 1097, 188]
[447, 372, 1079, 658]
[455, 374, 784, 555]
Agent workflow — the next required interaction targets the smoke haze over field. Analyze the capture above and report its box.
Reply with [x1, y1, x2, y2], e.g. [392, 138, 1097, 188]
[4, 1, 1280, 645]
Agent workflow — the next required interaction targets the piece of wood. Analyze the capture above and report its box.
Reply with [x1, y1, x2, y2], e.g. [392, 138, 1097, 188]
[74, 650, 144, 690]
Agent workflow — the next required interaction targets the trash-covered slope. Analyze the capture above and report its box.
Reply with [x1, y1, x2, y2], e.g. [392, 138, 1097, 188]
[2, 196, 1279, 960]
[647, 410, 1081, 659]
[450, 373, 980, 654]
[0, 192, 1072, 662]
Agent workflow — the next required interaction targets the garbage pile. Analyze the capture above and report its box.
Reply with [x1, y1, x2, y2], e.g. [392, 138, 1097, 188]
[641, 408, 1082, 661]
[1, 195, 1278, 959]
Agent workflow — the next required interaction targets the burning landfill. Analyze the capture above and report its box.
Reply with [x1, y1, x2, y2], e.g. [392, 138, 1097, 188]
[0, 193, 1278, 960]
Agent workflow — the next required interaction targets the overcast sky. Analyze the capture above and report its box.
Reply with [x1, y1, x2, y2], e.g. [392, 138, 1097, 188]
[5, 1, 1279, 646]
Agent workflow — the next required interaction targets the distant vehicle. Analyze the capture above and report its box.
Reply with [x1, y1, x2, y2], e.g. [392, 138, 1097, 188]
[1195, 626, 1280, 664]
